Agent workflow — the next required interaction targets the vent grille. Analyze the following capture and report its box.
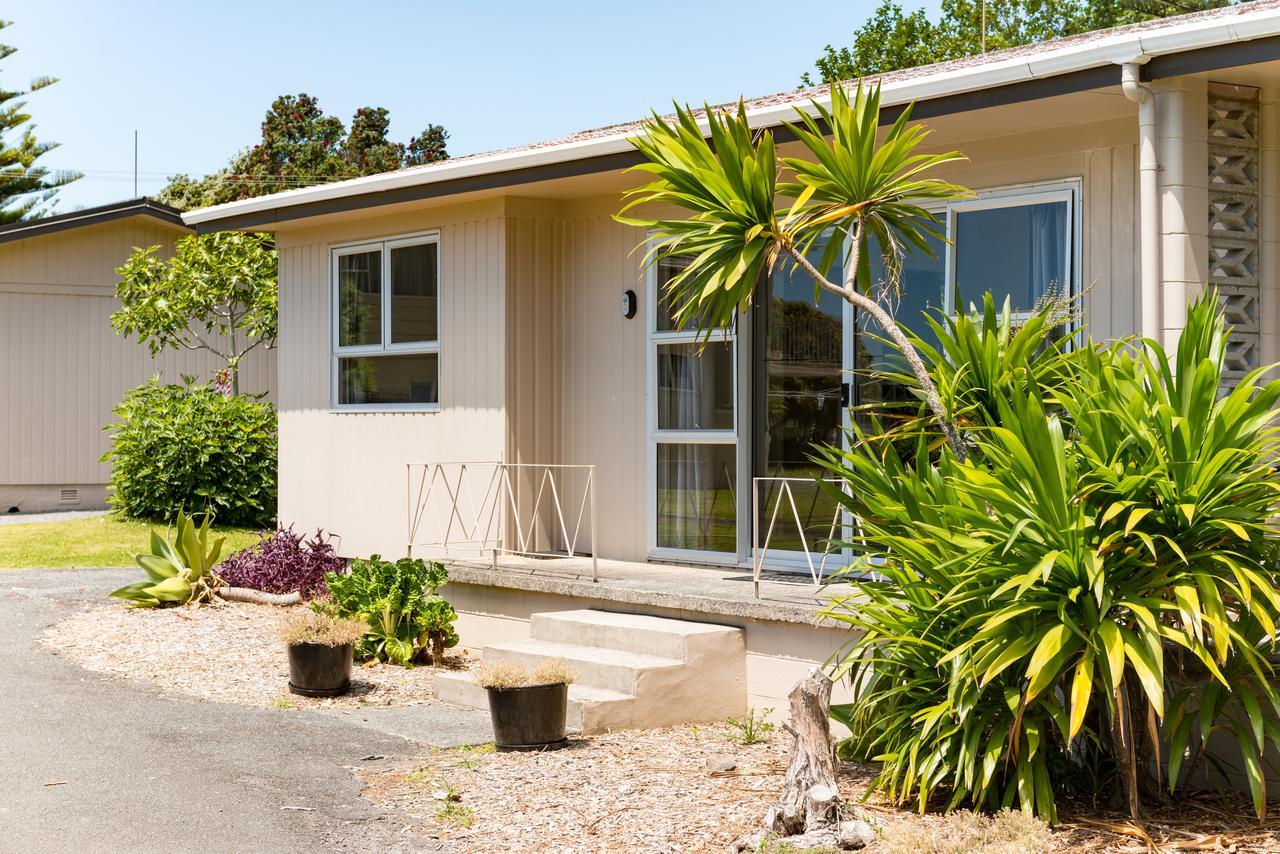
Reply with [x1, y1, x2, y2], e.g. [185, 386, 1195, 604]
[59, 489, 78, 504]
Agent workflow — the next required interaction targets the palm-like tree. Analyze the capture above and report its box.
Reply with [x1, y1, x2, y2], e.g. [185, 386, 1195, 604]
[616, 83, 970, 457]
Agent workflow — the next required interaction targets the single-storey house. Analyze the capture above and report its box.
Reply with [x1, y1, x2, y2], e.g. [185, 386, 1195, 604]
[184, 2, 1280, 727]
[0, 198, 274, 513]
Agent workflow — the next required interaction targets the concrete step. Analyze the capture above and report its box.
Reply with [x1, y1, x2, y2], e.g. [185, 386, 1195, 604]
[530, 608, 743, 660]
[482, 639, 684, 696]
[439, 608, 747, 734]
[434, 671, 635, 733]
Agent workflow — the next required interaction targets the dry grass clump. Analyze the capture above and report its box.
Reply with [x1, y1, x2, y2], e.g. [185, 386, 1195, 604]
[474, 657, 577, 689]
[877, 808, 1051, 854]
[278, 608, 367, 647]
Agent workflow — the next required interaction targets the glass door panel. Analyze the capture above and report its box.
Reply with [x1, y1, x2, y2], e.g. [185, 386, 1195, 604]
[753, 241, 845, 556]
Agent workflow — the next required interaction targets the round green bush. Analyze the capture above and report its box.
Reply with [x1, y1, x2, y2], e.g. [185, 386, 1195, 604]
[103, 377, 277, 527]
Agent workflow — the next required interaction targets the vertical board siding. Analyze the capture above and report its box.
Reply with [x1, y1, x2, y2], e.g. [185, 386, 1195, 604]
[0, 220, 275, 487]
[275, 205, 507, 559]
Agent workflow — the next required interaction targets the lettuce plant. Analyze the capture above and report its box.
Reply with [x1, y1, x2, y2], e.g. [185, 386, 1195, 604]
[319, 555, 457, 666]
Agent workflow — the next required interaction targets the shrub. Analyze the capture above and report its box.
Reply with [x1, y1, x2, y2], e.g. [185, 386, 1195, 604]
[218, 527, 343, 598]
[320, 555, 458, 666]
[822, 291, 1280, 822]
[279, 609, 367, 647]
[102, 376, 276, 528]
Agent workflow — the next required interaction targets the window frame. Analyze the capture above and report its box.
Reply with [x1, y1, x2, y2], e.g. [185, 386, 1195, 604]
[943, 180, 1081, 322]
[330, 230, 441, 412]
[645, 247, 743, 565]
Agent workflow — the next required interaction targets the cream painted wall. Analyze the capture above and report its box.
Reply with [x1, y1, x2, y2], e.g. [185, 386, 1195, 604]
[0, 217, 274, 502]
[272, 115, 1144, 563]
[275, 199, 509, 558]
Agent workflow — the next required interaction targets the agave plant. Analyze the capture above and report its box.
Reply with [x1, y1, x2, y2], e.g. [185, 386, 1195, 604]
[821, 291, 1280, 822]
[110, 510, 226, 607]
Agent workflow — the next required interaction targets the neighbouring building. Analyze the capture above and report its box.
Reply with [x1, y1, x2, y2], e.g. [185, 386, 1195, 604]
[0, 198, 274, 513]
[182, 3, 1280, 727]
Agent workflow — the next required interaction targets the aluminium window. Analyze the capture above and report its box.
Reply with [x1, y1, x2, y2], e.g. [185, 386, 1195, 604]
[332, 232, 440, 409]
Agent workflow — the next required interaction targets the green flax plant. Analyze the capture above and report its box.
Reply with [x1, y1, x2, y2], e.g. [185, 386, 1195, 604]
[820, 291, 1280, 822]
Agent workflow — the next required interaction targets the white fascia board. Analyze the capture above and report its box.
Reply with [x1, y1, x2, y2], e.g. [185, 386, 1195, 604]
[183, 6, 1280, 228]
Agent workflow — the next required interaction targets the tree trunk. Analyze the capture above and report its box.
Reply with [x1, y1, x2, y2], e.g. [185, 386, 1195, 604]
[1112, 679, 1142, 820]
[766, 668, 842, 836]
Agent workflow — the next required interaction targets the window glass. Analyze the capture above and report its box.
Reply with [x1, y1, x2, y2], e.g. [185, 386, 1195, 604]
[656, 342, 734, 431]
[656, 443, 737, 552]
[338, 353, 439, 405]
[391, 242, 438, 344]
[655, 255, 729, 332]
[337, 250, 382, 347]
[954, 200, 1068, 313]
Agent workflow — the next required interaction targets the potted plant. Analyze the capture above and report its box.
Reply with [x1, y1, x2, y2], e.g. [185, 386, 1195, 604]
[474, 658, 577, 751]
[279, 609, 368, 697]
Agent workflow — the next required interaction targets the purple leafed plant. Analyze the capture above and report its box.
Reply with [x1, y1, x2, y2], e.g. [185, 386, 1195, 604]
[217, 527, 344, 598]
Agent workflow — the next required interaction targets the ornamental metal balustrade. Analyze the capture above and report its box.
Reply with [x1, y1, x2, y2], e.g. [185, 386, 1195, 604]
[751, 476, 850, 598]
[407, 463, 855, 596]
[406, 462, 598, 582]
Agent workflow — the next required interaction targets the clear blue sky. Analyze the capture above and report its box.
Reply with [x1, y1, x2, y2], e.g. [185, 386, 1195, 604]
[7, 1, 938, 211]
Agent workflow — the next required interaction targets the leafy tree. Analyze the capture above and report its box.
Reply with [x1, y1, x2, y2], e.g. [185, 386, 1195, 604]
[111, 232, 277, 395]
[802, 0, 1235, 85]
[0, 19, 79, 221]
[159, 93, 450, 209]
[617, 84, 970, 457]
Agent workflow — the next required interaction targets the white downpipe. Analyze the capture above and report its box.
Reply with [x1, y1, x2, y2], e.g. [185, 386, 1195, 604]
[1122, 62, 1161, 342]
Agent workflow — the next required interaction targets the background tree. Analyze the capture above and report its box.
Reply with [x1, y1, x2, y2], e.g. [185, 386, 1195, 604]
[802, 0, 1235, 85]
[159, 93, 450, 209]
[0, 19, 79, 221]
[111, 232, 277, 395]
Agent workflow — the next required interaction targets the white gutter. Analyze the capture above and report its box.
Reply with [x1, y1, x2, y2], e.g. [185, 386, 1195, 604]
[183, 2, 1280, 228]
[1120, 61, 1161, 342]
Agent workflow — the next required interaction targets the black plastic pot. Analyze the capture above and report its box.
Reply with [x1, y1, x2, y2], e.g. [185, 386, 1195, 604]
[286, 642, 354, 697]
[485, 682, 569, 751]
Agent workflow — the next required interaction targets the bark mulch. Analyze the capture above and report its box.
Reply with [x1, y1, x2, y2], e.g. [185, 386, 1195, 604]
[44, 600, 469, 709]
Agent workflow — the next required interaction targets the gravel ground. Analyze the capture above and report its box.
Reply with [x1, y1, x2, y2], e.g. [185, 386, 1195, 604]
[45, 599, 472, 710]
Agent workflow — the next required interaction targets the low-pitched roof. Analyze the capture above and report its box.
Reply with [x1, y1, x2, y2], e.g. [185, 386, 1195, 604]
[0, 197, 189, 246]
[185, 0, 1280, 232]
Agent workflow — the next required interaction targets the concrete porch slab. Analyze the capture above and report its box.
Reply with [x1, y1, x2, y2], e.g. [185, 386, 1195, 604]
[439, 554, 858, 626]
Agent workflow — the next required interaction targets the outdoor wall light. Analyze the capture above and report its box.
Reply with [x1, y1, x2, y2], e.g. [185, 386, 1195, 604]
[621, 289, 637, 319]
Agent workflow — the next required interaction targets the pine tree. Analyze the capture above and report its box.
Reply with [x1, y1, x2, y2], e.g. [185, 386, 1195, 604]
[0, 20, 79, 222]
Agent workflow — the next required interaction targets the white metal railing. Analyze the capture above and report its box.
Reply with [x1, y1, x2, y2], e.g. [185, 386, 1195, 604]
[751, 476, 849, 597]
[406, 462, 598, 582]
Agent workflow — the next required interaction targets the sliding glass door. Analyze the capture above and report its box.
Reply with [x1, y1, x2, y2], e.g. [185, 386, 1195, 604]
[752, 238, 849, 559]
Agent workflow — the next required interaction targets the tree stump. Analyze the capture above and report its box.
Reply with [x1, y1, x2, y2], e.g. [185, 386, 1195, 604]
[766, 668, 842, 836]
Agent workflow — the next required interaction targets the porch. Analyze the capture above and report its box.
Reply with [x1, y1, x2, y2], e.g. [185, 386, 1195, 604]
[407, 462, 860, 716]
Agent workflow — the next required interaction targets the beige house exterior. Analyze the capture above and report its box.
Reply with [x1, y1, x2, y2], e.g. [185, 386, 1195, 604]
[0, 199, 274, 513]
[185, 3, 1280, 712]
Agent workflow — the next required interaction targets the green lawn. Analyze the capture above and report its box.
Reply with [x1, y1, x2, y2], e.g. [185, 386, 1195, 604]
[0, 514, 262, 569]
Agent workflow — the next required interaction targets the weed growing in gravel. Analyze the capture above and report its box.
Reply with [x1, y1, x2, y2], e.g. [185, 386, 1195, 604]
[724, 707, 775, 745]
[432, 783, 474, 828]
[268, 696, 298, 710]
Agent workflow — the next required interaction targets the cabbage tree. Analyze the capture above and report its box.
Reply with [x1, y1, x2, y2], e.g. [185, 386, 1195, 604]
[616, 83, 970, 457]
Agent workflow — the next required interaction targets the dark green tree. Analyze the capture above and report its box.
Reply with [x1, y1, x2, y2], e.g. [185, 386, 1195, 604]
[0, 20, 79, 222]
[159, 93, 449, 209]
[802, 0, 1235, 85]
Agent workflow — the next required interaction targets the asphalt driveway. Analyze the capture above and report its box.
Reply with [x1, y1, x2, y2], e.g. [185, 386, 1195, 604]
[0, 568, 489, 853]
